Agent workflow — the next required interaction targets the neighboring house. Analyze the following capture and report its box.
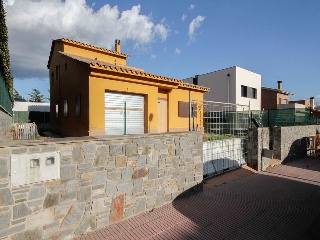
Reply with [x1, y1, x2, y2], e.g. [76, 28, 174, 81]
[261, 81, 292, 110]
[47, 39, 209, 137]
[184, 66, 261, 110]
[289, 97, 315, 109]
[12, 101, 50, 124]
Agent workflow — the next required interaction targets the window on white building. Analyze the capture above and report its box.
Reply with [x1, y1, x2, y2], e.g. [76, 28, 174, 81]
[241, 85, 247, 97]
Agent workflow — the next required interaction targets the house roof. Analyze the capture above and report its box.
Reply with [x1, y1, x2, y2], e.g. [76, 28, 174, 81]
[47, 38, 130, 68]
[261, 86, 293, 95]
[60, 52, 210, 92]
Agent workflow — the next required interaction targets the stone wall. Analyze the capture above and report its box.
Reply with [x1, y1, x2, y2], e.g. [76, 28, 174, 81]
[273, 125, 320, 161]
[0, 132, 203, 239]
[0, 110, 12, 140]
[248, 125, 320, 170]
[247, 127, 269, 171]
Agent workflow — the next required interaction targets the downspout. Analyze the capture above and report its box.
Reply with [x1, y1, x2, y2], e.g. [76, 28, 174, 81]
[227, 73, 230, 103]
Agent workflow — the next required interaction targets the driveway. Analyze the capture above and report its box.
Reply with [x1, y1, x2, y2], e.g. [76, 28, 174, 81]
[77, 158, 320, 240]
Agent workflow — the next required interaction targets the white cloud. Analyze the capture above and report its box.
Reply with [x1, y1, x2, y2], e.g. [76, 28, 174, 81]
[189, 4, 195, 10]
[4, 0, 169, 79]
[150, 54, 156, 60]
[181, 14, 187, 21]
[154, 23, 169, 42]
[188, 15, 205, 42]
[174, 30, 179, 35]
[175, 48, 181, 54]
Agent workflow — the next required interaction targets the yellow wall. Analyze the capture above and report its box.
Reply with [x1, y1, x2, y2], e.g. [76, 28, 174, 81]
[63, 42, 127, 66]
[89, 74, 160, 136]
[168, 89, 204, 132]
[88, 74, 205, 136]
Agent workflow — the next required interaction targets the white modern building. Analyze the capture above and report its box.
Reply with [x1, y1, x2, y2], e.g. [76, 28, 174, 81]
[184, 66, 261, 110]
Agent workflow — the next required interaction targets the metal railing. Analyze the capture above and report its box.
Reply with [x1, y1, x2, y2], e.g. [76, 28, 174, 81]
[191, 100, 250, 178]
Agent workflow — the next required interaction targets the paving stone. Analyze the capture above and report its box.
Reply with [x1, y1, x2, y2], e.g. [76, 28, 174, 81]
[117, 182, 133, 194]
[0, 158, 8, 179]
[72, 145, 83, 163]
[43, 193, 60, 209]
[28, 187, 46, 200]
[94, 145, 109, 166]
[13, 203, 31, 220]
[0, 210, 10, 230]
[60, 202, 86, 229]
[125, 144, 137, 157]
[134, 198, 146, 215]
[132, 168, 148, 179]
[81, 143, 96, 154]
[110, 145, 124, 156]
[148, 166, 158, 180]
[0, 224, 25, 239]
[66, 180, 78, 193]
[133, 179, 143, 194]
[92, 171, 107, 186]
[0, 188, 14, 206]
[122, 168, 133, 182]
[11, 227, 42, 240]
[60, 165, 76, 180]
[106, 180, 117, 197]
[78, 186, 91, 202]
[110, 194, 124, 223]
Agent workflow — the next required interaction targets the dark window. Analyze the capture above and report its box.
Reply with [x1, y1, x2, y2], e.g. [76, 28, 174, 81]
[241, 85, 247, 97]
[65, 63, 67, 71]
[252, 88, 257, 99]
[55, 66, 58, 80]
[75, 95, 81, 117]
[50, 72, 54, 87]
[178, 101, 197, 118]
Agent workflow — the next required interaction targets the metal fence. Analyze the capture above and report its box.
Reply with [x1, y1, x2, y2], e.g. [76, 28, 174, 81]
[191, 100, 250, 178]
[250, 108, 317, 128]
[0, 72, 12, 115]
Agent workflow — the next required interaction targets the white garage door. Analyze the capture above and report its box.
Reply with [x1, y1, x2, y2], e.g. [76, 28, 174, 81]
[105, 92, 144, 135]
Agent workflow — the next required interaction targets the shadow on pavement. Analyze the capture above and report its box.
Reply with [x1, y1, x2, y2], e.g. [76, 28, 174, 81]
[172, 158, 320, 240]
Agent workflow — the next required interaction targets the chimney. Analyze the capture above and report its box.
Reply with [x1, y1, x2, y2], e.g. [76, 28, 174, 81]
[277, 81, 282, 90]
[310, 97, 314, 109]
[193, 75, 198, 85]
[115, 39, 121, 53]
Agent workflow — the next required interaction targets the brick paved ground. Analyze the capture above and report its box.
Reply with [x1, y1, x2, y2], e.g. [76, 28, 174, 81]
[76, 158, 320, 240]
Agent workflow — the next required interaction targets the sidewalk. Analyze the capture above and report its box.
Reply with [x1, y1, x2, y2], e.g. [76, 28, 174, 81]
[77, 158, 320, 240]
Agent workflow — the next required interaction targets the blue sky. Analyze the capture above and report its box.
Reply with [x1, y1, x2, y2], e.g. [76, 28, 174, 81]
[4, 0, 320, 104]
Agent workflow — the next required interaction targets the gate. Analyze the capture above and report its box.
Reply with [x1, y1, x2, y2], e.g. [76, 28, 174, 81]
[191, 100, 250, 179]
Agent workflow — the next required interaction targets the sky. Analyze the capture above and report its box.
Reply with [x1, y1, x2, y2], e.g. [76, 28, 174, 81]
[3, 0, 320, 104]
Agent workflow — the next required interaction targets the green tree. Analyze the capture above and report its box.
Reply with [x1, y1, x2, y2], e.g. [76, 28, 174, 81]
[0, 0, 14, 102]
[13, 88, 22, 99]
[28, 89, 44, 102]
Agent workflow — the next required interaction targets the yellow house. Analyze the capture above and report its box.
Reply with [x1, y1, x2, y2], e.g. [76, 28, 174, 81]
[47, 39, 209, 137]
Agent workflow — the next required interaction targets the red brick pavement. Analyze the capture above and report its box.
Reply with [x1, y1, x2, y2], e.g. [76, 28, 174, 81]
[76, 158, 320, 240]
